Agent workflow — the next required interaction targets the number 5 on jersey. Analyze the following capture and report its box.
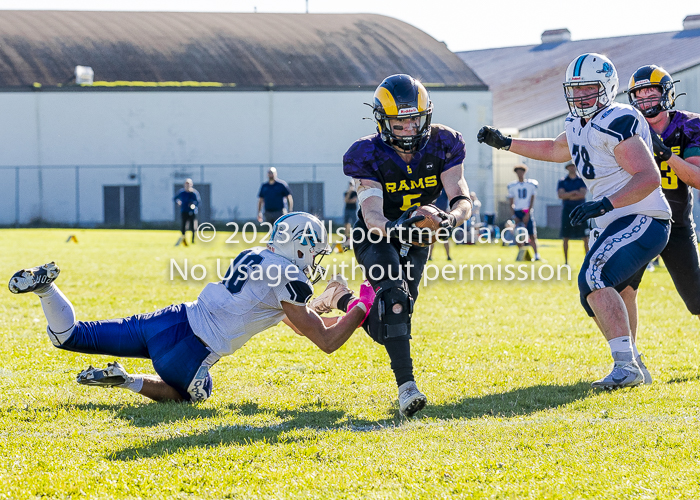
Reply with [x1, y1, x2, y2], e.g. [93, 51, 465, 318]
[400, 193, 421, 211]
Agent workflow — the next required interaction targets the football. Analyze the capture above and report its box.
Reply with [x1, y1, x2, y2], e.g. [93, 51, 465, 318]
[412, 205, 443, 232]
[406, 205, 444, 246]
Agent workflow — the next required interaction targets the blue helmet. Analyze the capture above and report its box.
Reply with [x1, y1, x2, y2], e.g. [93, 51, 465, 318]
[627, 65, 678, 118]
[373, 74, 433, 153]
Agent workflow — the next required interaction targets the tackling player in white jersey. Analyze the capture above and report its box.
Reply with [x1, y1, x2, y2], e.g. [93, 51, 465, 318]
[478, 53, 671, 389]
[8, 213, 375, 403]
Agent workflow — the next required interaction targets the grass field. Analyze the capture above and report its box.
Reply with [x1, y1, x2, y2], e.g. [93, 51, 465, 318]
[1, 228, 700, 499]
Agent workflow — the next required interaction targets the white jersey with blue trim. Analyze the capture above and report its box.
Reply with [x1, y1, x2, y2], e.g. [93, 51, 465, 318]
[564, 102, 670, 228]
[184, 247, 313, 356]
[507, 179, 538, 211]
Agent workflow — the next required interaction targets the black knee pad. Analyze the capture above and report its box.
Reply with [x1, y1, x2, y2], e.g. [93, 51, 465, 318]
[363, 280, 413, 344]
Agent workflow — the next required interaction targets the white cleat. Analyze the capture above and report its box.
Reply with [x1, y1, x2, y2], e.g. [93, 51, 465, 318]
[8, 262, 60, 294]
[636, 354, 653, 385]
[592, 357, 644, 390]
[76, 361, 132, 387]
[398, 381, 427, 417]
[309, 275, 351, 315]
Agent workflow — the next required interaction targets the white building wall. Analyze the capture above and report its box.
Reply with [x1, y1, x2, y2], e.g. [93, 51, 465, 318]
[0, 88, 491, 225]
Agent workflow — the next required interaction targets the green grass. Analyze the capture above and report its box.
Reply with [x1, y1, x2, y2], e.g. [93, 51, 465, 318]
[1, 229, 700, 499]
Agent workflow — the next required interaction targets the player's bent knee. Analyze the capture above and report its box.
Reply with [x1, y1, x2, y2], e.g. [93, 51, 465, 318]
[364, 279, 413, 345]
[186, 366, 213, 402]
[47, 324, 76, 348]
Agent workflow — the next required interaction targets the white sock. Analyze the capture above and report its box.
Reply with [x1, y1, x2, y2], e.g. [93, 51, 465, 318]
[36, 284, 76, 340]
[631, 341, 641, 359]
[119, 375, 144, 393]
[608, 336, 634, 362]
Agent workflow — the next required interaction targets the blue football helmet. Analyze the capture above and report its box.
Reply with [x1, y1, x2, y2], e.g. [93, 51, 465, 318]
[373, 74, 433, 153]
[627, 65, 679, 118]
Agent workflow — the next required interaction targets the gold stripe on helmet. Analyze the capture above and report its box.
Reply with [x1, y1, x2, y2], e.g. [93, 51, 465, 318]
[375, 87, 398, 115]
[650, 67, 668, 85]
[417, 83, 429, 112]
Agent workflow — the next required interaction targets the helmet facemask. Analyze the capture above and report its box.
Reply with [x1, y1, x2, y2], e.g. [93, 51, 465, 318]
[374, 105, 433, 153]
[628, 82, 677, 118]
[564, 82, 609, 119]
[305, 250, 329, 285]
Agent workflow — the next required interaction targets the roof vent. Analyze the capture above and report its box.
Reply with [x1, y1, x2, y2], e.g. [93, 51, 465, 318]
[75, 65, 94, 85]
[540, 28, 571, 44]
[683, 14, 700, 30]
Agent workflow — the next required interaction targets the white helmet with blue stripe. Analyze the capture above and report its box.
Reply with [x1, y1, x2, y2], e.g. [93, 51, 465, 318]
[564, 53, 619, 118]
[267, 212, 330, 283]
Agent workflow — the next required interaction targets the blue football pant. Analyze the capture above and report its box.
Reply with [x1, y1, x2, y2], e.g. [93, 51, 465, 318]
[53, 303, 218, 401]
[579, 215, 670, 317]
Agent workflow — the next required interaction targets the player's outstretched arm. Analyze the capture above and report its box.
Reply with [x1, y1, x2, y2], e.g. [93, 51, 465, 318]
[511, 132, 572, 163]
[281, 301, 366, 354]
[477, 126, 572, 163]
[610, 135, 662, 208]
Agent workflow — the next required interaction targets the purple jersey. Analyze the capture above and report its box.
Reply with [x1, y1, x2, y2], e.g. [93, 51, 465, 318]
[658, 110, 700, 227]
[343, 124, 466, 220]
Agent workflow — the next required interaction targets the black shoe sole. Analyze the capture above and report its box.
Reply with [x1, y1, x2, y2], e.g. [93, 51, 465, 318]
[401, 397, 427, 417]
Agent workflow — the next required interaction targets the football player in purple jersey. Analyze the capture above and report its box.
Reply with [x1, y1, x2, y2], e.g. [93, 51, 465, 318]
[623, 65, 700, 381]
[342, 74, 472, 416]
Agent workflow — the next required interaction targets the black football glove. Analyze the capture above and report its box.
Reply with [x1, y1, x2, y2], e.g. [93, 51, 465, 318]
[477, 126, 512, 151]
[569, 197, 614, 226]
[385, 209, 425, 238]
[651, 133, 673, 162]
[434, 209, 457, 238]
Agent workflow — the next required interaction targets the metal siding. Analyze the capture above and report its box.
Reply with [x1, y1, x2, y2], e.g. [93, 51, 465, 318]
[0, 11, 485, 89]
[459, 31, 700, 130]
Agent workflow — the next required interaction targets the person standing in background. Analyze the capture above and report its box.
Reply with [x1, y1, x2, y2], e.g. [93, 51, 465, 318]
[174, 178, 200, 246]
[507, 165, 540, 260]
[257, 167, 293, 224]
[558, 163, 589, 265]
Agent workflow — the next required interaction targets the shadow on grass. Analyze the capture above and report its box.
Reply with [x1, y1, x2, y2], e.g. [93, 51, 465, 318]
[105, 382, 594, 461]
[426, 381, 594, 419]
[108, 401, 381, 461]
[666, 374, 700, 384]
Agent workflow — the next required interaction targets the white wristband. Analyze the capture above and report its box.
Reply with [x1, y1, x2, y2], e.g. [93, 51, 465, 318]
[358, 188, 384, 205]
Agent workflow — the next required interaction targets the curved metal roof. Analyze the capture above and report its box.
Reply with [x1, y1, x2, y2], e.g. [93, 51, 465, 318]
[0, 10, 486, 90]
[458, 29, 700, 130]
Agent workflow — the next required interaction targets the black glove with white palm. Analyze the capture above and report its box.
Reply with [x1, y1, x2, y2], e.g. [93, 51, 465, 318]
[433, 207, 458, 237]
[385, 208, 425, 238]
[569, 197, 614, 226]
[651, 133, 673, 162]
[477, 126, 512, 151]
